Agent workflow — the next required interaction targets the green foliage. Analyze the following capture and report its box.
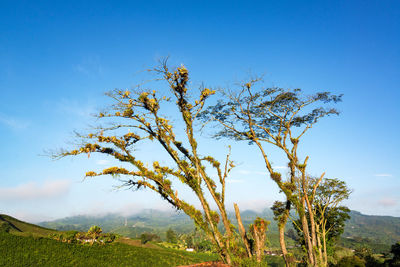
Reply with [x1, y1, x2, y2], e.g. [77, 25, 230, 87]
[235, 257, 270, 267]
[88, 225, 102, 235]
[385, 242, 400, 266]
[391, 242, 400, 260]
[87, 225, 102, 244]
[0, 221, 11, 233]
[166, 228, 178, 244]
[339, 236, 391, 255]
[294, 206, 350, 253]
[335, 255, 365, 267]
[140, 233, 161, 244]
[48, 228, 116, 245]
[0, 231, 217, 266]
[185, 234, 194, 248]
[194, 239, 214, 252]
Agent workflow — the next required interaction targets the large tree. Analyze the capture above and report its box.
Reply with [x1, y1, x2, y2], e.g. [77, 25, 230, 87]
[201, 80, 344, 266]
[54, 62, 268, 265]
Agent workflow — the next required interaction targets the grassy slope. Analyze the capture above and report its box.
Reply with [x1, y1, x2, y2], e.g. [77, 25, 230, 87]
[0, 215, 218, 267]
[0, 214, 57, 237]
[0, 232, 217, 267]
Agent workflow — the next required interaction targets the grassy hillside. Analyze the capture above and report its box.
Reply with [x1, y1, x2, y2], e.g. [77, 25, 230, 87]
[0, 214, 57, 237]
[0, 231, 217, 267]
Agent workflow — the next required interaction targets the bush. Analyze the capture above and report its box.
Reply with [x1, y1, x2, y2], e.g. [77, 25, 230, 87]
[336, 255, 365, 267]
[140, 233, 161, 244]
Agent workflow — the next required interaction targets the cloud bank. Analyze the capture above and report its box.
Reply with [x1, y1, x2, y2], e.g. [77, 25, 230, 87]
[0, 179, 72, 201]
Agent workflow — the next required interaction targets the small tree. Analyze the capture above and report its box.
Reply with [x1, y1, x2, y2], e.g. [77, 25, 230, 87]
[140, 233, 161, 244]
[88, 225, 102, 245]
[202, 80, 344, 266]
[185, 234, 194, 248]
[166, 228, 178, 244]
[54, 61, 267, 265]
[312, 178, 351, 264]
[292, 178, 351, 265]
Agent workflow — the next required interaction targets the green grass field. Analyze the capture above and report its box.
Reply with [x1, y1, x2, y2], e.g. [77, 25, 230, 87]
[0, 232, 218, 267]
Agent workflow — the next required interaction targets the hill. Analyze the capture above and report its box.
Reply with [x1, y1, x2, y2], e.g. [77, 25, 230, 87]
[343, 210, 400, 243]
[339, 211, 400, 253]
[0, 214, 57, 237]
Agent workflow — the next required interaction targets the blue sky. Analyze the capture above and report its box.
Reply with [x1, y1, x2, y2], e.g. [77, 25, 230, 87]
[0, 0, 399, 222]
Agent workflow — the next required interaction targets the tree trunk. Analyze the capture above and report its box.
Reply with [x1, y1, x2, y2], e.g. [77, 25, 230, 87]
[322, 226, 328, 266]
[234, 203, 252, 258]
[305, 194, 318, 265]
[316, 224, 324, 266]
[278, 213, 292, 267]
[301, 209, 315, 266]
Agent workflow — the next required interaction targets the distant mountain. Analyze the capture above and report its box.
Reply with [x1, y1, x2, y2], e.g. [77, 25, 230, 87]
[39, 208, 400, 251]
[39, 209, 195, 239]
[39, 208, 274, 232]
[337, 210, 400, 253]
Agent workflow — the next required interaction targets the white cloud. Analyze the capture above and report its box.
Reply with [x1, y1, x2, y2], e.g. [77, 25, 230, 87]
[273, 166, 287, 170]
[374, 174, 393, 177]
[226, 179, 244, 184]
[0, 113, 30, 130]
[96, 159, 110, 165]
[69, 200, 173, 218]
[0, 180, 72, 201]
[378, 198, 397, 207]
[8, 211, 56, 224]
[237, 170, 251, 175]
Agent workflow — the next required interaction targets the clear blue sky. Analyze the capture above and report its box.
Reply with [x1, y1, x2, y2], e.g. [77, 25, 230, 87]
[0, 0, 399, 222]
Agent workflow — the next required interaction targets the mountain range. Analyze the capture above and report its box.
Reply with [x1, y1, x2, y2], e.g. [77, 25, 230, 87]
[38, 208, 400, 252]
